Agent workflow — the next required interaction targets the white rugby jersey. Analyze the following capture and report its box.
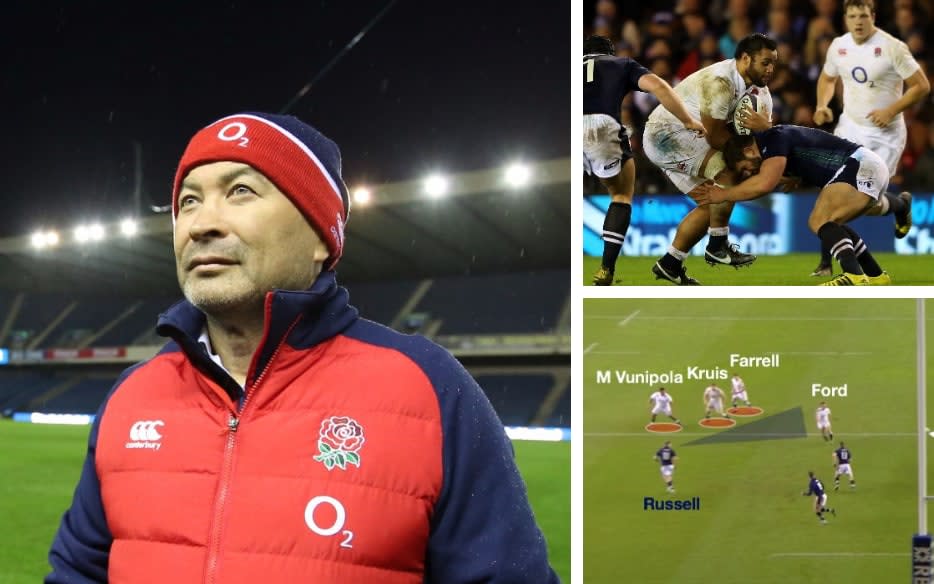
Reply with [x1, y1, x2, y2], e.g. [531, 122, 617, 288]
[731, 376, 745, 393]
[650, 391, 674, 407]
[704, 386, 722, 400]
[648, 59, 773, 126]
[816, 406, 832, 423]
[823, 28, 921, 127]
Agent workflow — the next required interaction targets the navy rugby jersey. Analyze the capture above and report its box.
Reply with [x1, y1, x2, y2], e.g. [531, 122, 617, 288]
[584, 55, 650, 122]
[656, 446, 676, 466]
[755, 125, 860, 187]
[807, 477, 826, 497]
[835, 447, 852, 463]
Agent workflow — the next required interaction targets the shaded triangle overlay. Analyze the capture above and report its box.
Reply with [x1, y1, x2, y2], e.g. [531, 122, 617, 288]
[685, 407, 807, 446]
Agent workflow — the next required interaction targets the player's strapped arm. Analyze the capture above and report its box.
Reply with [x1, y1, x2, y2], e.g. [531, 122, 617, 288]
[638, 74, 706, 136]
[813, 71, 839, 126]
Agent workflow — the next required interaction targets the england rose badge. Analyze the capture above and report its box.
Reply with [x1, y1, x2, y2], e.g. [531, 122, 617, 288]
[313, 416, 364, 470]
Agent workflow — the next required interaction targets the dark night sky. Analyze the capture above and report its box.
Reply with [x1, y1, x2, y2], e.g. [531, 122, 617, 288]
[1, 1, 569, 238]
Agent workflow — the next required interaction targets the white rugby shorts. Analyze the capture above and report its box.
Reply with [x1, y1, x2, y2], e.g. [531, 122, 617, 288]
[652, 404, 673, 416]
[584, 114, 627, 179]
[834, 113, 906, 179]
[642, 121, 723, 194]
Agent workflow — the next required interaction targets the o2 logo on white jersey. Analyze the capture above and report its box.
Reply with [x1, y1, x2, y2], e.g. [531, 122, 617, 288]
[851, 67, 875, 87]
[216, 122, 250, 147]
[304, 495, 354, 548]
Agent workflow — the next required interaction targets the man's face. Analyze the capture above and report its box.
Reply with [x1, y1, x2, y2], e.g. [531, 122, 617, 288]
[735, 146, 763, 179]
[173, 161, 329, 316]
[745, 48, 777, 86]
[845, 5, 875, 43]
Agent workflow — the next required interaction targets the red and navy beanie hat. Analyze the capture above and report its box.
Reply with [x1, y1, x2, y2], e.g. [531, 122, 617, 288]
[172, 112, 351, 268]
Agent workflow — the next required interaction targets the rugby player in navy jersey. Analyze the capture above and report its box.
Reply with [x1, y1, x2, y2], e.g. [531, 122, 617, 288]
[655, 441, 678, 493]
[833, 442, 857, 490]
[692, 125, 891, 285]
[803, 471, 836, 524]
[584, 35, 705, 285]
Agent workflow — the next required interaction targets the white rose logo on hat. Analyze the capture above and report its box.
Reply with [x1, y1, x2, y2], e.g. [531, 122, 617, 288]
[314, 416, 365, 470]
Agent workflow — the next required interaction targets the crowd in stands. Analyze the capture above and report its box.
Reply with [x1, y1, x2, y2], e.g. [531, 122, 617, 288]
[585, 0, 934, 193]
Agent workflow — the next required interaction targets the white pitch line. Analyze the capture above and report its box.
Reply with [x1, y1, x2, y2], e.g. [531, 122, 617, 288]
[585, 432, 917, 437]
[584, 342, 598, 354]
[618, 310, 641, 327]
[586, 315, 911, 322]
[770, 552, 907, 558]
[781, 351, 873, 356]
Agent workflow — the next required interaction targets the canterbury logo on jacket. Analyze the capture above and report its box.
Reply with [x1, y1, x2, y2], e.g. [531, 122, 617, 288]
[46, 271, 558, 583]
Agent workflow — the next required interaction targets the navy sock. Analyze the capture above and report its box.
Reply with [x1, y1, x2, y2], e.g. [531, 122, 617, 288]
[818, 222, 863, 274]
[841, 224, 882, 277]
[601, 202, 631, 270]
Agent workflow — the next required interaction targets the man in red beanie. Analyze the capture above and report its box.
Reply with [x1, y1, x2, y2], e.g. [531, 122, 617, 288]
[46, 112, 559, 583]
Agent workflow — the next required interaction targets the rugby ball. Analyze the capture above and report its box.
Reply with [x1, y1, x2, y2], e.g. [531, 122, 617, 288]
[732, 94, 760, 135]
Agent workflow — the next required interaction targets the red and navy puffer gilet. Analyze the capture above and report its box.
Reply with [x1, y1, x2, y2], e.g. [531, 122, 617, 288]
[46, 271, 558, 583]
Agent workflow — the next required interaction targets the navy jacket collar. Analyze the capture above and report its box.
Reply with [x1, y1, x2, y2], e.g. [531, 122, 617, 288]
[156, 271, 358, 393]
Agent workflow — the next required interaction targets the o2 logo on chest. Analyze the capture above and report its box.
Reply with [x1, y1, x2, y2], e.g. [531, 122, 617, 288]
[851, 67, 875, 87]
[304, 495, 354, 548]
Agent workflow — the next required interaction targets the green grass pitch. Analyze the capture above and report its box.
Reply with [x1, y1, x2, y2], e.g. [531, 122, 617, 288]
[0, 423, 570, 583]
[585, 299, 926, 584]
[583, 253, 934, 285]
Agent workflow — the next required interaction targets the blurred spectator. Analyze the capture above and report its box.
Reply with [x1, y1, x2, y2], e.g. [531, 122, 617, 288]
[893, 6, 918, 40]
[720, 17, 752, 59]
[792, 103, 816, 126]
[765, 7, 793, 42]
[758, 0, 809, 39]
[812, 0, 837, 22]
[806, 34, 835, 81]
[906, 30, 927, 59]
[804, 16, 837, 67]
[678, 31, 722, 78]
[593, 16, 615, 40]
[615, 40, 636, 58]
[643, 37, 675, 61]
[633, 57, 675, 117]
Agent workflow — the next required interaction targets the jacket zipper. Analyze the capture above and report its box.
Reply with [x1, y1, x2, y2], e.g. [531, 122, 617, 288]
[202, 318, 299, 583]
[204, 413, 239, 584]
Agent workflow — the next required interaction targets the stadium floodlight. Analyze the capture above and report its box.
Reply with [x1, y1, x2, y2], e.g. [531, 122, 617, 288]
[504, 162, 531, 188]
[32, 230, 60, 249]
[120, 218, 138, 237]
[31, 231, 47, 249]
[424, 174, 448, 198]
[88, 223, 105, 241]
[74, 225, 90, 243]
[353, 187, 371, 206]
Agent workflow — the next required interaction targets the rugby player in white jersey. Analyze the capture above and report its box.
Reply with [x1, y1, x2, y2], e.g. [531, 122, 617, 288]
[703, 384, 729, 418]
[730, 373, 751, 407]
[648, 387, 681, 425]
[643, 33, 777, 285]
[816, 401, 833, 441]
[811, 0, 930, 276]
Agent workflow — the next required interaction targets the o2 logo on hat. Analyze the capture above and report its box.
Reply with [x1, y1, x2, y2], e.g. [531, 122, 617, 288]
[304, 495, 354, 549]
[217, 122, 250, 147]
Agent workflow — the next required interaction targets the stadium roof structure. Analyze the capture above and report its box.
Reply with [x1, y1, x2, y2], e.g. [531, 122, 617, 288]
[0, 159, 570, 295]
